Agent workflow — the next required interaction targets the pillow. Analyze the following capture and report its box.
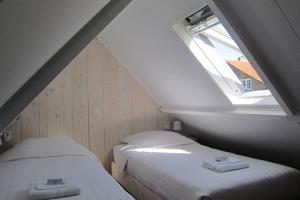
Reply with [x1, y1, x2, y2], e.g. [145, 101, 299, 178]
[122, 131, 195, 147]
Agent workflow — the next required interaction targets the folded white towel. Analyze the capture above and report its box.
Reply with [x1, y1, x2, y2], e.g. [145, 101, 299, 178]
[214, 156, 241, 164]
[28, 180, 81, 200]
[203, 157, 249, 172]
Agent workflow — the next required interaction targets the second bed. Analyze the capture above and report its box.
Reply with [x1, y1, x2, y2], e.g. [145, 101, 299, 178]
[113, 131, 300, 200]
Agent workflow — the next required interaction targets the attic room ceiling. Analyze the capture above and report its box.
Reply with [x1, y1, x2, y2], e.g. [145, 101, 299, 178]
[99, 0, 231, 106]
[100, 0, 300, 117]
[0, 0, 109, 107]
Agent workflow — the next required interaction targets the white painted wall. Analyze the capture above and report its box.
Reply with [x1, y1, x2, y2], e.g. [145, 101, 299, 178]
[99, 0, 230, 106]
[0, 0, 109, 107]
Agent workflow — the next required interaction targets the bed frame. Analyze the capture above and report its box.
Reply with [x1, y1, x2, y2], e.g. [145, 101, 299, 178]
[111, 161, 162, 200]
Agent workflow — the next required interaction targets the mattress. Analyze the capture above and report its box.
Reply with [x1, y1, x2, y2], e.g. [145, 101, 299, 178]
[0, 138, 134, 200]
[114, 142, 300, 200]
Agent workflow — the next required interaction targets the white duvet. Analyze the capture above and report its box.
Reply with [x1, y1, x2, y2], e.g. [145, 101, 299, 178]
[0, 138, 134, 200]
[114, 132, 300, 200]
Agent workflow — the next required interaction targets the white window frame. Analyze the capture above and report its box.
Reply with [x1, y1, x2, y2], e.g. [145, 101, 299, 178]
[173, 16, 280, 106]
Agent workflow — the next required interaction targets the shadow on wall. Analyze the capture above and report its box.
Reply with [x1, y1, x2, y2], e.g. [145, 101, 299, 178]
[175, 113, 300, 170]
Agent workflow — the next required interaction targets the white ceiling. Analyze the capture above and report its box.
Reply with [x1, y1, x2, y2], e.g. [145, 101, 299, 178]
[100, 0, 300, 113]
[99, 0, 230, 106]
[0, 0, 109, 107]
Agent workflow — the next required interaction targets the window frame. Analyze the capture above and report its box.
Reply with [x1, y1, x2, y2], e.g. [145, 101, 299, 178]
[173, 11, 281, 107]
[188, 15, 268, 96]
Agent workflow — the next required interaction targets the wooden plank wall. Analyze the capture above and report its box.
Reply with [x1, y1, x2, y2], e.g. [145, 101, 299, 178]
[7, 39, 170, 170]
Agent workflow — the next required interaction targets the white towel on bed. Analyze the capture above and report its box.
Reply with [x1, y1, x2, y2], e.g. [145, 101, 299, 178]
[28, 180, 81, 200]
[203, 157, 249, 172]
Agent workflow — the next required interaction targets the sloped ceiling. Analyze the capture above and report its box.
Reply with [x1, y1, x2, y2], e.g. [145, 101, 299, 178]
[100, 0, 300, 113]
[99, 0, 230, 106]
[0, 0, 109, 107]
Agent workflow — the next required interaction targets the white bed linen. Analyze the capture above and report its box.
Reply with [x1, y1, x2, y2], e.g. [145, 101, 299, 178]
[122, 131, 196, 147]
[115, 131, 196, 171]
[114, 143, 300, 200]
[0, 138, 134, 200]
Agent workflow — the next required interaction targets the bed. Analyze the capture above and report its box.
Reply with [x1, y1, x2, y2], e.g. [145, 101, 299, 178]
[0, 138, 135, 200]
[112, 131, 300, 200]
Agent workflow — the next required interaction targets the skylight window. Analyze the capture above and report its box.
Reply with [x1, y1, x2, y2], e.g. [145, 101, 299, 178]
[187, 13, 267, 93]
[174, 6, 279, 106]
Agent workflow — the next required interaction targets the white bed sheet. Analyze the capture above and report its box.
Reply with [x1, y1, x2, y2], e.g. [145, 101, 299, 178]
[0, 138, 134, 200]
[114, 143, 300, 200]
